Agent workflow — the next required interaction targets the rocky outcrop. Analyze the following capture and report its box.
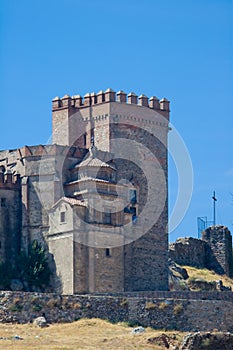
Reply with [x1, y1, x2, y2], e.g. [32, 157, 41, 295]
[33, 316, 48, 328]
[187, 278, 231, 292]
[169, 259, 189, 291]
[180, 332, 233, 350]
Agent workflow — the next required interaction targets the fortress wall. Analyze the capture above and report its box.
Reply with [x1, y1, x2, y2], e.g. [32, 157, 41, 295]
[1, 291, 233, 332]
[202, 226, 233, 277]
[169, 237, 207, 268]
[170, 227, 233, 277]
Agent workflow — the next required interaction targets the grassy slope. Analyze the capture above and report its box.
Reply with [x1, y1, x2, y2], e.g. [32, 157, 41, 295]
[0, 318, 185, 350]
[182, 265, 233, 290]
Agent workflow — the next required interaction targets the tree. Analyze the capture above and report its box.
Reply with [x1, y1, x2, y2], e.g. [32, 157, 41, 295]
[18, 240, 51, 290]
[0, 261, 15, 289]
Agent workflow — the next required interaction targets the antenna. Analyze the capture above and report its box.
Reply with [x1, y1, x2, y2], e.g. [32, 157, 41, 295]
[212, 191, 217, 226]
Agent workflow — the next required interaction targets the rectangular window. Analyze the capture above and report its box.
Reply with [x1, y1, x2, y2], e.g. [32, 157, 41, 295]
[106, 248, 111, 257]
[60, 211, 66, 223]
[129, 189, 137, 204]
[130, 207, 137, 223]
[104, 208, 111, 224]
[1, 198, 6, 207]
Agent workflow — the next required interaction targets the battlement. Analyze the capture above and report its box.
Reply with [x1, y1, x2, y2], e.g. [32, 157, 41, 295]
[52, 88, 170, 116]
[0, 171, 21, 190]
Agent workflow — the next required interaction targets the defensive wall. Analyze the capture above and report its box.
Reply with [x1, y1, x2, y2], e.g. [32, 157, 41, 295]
[1, 291, 233, 332]
[52, 89, 170, 117]
[169, 226, 233, 277]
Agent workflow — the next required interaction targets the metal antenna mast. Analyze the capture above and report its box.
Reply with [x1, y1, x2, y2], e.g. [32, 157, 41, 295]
[212, 191, 217, 226]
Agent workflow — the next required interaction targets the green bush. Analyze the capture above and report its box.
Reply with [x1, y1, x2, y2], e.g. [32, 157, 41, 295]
[0, 262, 15, 289]
[0, 240, 51, 292]
[18, 240, 51, 290]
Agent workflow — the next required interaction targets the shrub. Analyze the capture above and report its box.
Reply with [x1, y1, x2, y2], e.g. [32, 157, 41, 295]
[32, 304, 43, 312]
[145, 302, 157, 310]
[0, 240, 51, 292]
[46, 298, 60, 308]
[201, 338, 211, 347]
[31, 296, 41, 305]
[125, 319, 142, 328]
[70, 302, 82, 310]
[0, 262, 15, 289]
[9, 297, 23, 312]
[158, 302, 169, 310]
[120, 298, 128, 307]
[173, 303, 183, 315]
[18, 240, 51, 291]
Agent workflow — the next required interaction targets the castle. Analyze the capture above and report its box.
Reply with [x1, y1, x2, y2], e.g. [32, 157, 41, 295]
[0, 89, 170, 294]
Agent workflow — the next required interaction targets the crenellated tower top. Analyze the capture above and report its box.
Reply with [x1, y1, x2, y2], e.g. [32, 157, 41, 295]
[0, 169, 21, 190]
[52, 88, 170, 118]
[52, 88, 170, 150]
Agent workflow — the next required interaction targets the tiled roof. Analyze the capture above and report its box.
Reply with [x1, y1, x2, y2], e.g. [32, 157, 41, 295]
[75, 157, 115, 169]
[65, 177, 113, 185]
[53, 196, 86, 207]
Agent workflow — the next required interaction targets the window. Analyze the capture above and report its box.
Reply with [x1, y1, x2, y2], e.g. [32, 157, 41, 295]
[129, 189, 137, 204]
[104, 208, 111, 224]
[91, 129, 94, 146]
[106, 248, 111, 257]
[129, 207, 137, 223]
[83, 133, 87, 147]
[1, 198, 6, 207]
[60, 211, 66, 223]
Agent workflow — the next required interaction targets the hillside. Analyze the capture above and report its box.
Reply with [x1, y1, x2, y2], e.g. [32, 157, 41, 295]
[170, 261, 233, 291]
[0, 318, 185, 350]
[184, 265, 233, 290]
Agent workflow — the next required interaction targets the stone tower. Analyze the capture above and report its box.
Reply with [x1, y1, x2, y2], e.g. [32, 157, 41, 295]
[0, 168, 21, 266]
[51, 89, 170, 292]
[202, 225, 233, 277]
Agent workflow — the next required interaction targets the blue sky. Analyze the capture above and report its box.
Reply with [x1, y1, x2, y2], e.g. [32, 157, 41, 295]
[0, 0, 232, 241]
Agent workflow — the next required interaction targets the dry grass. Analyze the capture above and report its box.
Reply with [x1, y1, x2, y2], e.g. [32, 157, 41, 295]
[183, 265, 233, 289]
[0, 318, 185, 349]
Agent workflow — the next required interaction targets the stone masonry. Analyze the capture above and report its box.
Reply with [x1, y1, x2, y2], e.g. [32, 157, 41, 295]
[0, 88, 170, 294]
[169, 226, 233, 277]
[1, 291, 233, 332]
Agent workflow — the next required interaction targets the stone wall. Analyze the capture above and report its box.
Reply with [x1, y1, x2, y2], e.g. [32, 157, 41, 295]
[0, 175, 21, 266]
[202, 226, 233, 277]
[1, 291, 233, 332]
[169, 227, 233, 277]
[169, 237, 206, 268]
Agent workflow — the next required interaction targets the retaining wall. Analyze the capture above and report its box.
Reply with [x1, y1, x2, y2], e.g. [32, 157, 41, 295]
[1, 291, 233, 332]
